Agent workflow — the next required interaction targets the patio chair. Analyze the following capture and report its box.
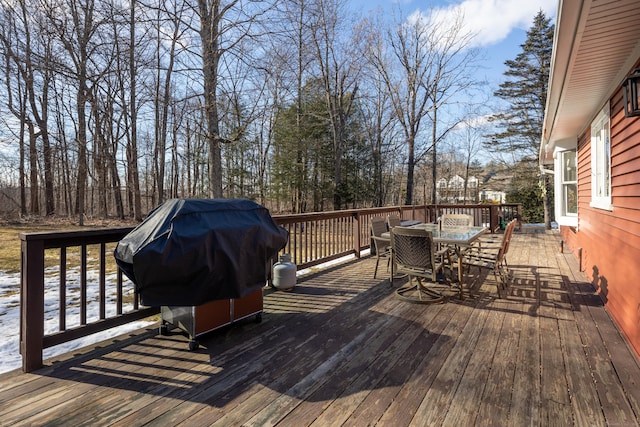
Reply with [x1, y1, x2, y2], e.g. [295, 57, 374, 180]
[387, 214, 401, 229]
[391, 226, 448, 304]
[465, 219, 516, 297]
[371, 217, 392, 280]
[438, 213, 475, 259]
[440, 213, 474, 229]
[498, 218, 517, 272]
[473, 218, 517, 267]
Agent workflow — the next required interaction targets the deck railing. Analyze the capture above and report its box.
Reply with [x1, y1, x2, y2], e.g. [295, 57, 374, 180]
[19, 203, 519, 372]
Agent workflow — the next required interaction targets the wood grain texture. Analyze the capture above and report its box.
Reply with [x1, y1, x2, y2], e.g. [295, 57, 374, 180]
[1, 231, 640, 426]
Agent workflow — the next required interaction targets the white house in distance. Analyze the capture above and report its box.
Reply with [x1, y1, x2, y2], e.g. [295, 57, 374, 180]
[479, 189, 505, 204]
[436, 175, 479, 203]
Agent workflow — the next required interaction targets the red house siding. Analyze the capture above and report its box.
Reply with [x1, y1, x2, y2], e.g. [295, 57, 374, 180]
[566, 87, 640, 359]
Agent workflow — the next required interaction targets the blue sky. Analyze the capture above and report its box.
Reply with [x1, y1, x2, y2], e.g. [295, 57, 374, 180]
[351, 0, 558, 86]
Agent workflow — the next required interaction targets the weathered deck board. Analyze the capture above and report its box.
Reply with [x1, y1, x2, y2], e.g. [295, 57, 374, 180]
[1, 230, 640, 426]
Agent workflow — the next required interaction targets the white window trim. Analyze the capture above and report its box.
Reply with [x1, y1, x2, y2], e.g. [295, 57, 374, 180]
[590, 103, 613, 211]
[553, 147, 578, 228]
[561, 150, 578, 217]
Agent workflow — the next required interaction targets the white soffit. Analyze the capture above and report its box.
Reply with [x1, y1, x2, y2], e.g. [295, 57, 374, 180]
[543, 0, 640, 149]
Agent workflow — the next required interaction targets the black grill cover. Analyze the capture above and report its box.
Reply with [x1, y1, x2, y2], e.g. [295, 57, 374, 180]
[114, 198, 288, 306]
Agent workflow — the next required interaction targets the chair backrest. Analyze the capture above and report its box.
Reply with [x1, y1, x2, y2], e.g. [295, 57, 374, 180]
[440, 213, 474, 229]
[387, 214, 401, 229]
[371, 217, 388, 238]
[391, 226, 438, 279]
[492, 219, 517, 263]
[502, 219, 517, 255]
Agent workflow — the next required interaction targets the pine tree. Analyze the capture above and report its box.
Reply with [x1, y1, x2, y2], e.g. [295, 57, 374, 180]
[487, 11, 554, 227]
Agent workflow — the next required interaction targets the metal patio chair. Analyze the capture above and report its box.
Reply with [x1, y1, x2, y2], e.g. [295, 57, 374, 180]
[386, 214, 401, 230]
[465, 219, 517, 297]
[371, 217, 392, 280]
[440, 213, 474, 229]
[391, 226, 449, 304]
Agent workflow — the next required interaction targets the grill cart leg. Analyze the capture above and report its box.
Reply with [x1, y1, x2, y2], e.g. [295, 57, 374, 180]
[159, 321, 169, 336]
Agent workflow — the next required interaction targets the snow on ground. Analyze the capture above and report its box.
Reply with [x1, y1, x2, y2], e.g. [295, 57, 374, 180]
[0, 268, 156, 374]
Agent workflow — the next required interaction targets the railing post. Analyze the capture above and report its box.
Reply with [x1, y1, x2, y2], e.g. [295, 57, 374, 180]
[20, 235, 45, 373]
[490, 205, 500, 232]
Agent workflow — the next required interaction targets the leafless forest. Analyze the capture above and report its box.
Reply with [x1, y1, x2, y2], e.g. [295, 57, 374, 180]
[0, 0, 493, 222]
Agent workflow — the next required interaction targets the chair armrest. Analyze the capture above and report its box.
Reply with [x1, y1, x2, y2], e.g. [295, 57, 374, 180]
[372, 235, 391, 244]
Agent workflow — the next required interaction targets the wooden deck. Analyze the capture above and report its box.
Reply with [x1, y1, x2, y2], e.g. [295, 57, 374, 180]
[2, 230, 640, 426]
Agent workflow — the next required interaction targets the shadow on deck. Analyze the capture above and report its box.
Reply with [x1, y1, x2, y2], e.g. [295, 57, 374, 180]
[2, 231, 640, 426]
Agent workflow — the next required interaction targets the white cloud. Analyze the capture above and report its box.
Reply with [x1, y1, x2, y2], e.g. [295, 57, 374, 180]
[415, 0, 557, 48]
[455, 114, 493, 130]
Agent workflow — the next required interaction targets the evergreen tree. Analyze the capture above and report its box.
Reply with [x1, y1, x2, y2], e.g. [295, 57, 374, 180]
[487, 11, 554, 227]
[271, 82, 332, 213]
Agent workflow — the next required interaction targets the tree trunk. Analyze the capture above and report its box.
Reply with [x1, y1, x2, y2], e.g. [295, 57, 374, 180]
[27, 122, 39, 215]
[405, 134, 415, 206]
[129, 0, 142, 220]
[19, 102, 27, 217]
[198, 0, 224, 199]
[76, 81, 88, 226]
[109, 149, 124, 219]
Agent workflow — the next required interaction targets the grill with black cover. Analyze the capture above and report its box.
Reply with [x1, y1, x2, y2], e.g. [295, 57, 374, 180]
[114, 198, 288, 307]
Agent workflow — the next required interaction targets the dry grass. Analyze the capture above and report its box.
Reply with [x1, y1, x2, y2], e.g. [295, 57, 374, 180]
[0, 225, 63, 273]
[0, 217, 138, 274]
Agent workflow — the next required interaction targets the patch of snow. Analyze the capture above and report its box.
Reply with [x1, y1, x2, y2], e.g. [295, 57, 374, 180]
[0, 270, 155, 374]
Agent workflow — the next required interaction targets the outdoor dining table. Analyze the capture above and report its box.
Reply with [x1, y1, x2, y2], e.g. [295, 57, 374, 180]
[384, 223, 488, 299]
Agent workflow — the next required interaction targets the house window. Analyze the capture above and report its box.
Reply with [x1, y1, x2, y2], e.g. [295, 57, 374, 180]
[590, 104, 612, 210]
[561, 150, 577, 215]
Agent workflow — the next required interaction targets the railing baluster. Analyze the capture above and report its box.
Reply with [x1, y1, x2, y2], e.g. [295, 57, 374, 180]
[294, 222, 299, 265]
[339, 217, 342, 252]
[308, 220, 312, 263]
[117, 268, 123, 315]
[100, 243, 106, 320]
[326, 219, 330, 258]
[59, 247, 66, 332]
[80, 245, 87, 326]
[304, 221, 308, 262]
[132, 272, 139, 311]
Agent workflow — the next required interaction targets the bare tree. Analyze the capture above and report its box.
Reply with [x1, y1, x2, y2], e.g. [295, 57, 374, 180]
[0, 4, 30, 216]
[126, 0, 143, 220]
[43, 0, 105, 224]
[194, 0, 272, 198]
[365, 7, 478, 206]
[354, 13, 399, 207]
[251, 45, 291, 205]
[278, 0, 314, 212]
[150, 0, 190, 205]
[0, 0, 57, 215]
[452, 115, 486, 203]
[307, 0, 360, 210]
[420, 10, 480, 205]
[365, 10, 436, 206]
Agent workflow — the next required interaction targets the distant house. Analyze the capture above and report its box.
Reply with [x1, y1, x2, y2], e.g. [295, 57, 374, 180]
[436, 174, 478, 203]
[479, 172, 510, 204]
[540, 0, 640, 358]
[479, 189, 505, 204]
